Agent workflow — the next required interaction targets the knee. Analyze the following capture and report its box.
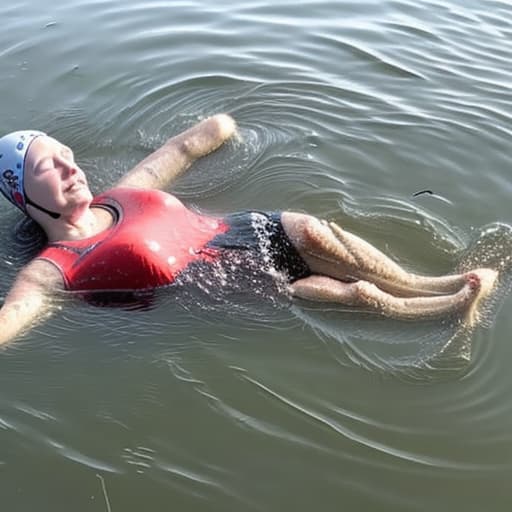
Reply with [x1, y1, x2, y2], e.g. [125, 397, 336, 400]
[281, 212, 328, 251]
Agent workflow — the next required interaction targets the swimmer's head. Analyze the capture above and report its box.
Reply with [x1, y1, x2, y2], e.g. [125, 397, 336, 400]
[0, 130, 46, 214]
[0, 130, 91, 221]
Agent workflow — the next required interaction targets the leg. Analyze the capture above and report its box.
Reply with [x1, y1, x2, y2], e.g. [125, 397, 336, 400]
[119, 114, 237, 190]
[290, 273, 491, 325]
[282, 212, 472, 297]
[282, 212, 498, 323]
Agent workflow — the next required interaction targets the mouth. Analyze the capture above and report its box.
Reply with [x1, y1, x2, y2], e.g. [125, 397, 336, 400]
[65, 180, 85, 192]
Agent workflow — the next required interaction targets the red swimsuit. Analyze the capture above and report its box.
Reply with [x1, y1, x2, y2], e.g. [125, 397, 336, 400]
[37, 187, 228, 291]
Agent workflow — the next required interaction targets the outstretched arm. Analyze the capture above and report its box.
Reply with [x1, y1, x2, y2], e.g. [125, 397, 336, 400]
[0, 259, 62, 348]
[116, 114, 237, 190]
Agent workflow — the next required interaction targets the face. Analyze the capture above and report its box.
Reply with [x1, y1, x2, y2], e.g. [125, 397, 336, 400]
[24, 136, 93, 218]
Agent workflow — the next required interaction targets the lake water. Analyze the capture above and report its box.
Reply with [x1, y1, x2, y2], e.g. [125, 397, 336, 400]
[1, 0, 512, 510]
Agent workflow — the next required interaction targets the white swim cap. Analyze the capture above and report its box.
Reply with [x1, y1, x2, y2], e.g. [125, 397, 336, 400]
[0, 130, 46, 213]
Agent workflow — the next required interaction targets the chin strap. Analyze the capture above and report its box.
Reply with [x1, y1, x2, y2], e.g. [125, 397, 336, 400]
[24, 192, 61, 219]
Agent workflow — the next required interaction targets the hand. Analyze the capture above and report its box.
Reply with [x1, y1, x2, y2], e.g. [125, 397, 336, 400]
[180, 114, 238, 159]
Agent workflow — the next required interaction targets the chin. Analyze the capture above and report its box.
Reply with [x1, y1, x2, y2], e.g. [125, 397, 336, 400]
[75, 187, 93, 203]
[68, 192, 93, 213]
[83, 189, 94, 202]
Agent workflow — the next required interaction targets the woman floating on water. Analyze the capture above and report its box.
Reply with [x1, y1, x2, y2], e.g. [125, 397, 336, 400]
[0, 114, 498, 346]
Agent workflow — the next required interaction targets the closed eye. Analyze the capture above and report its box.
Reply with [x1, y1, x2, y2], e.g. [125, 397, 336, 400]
[35, 158, 53, 174]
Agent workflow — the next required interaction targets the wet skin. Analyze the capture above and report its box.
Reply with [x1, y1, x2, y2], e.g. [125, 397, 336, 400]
[280, 212, 498, 325]
[0, 114, 500, 348]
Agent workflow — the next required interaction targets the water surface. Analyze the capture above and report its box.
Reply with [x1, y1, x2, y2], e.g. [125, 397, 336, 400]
[1, 0, 512, 510]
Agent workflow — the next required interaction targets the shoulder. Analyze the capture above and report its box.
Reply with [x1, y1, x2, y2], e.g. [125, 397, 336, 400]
[94, 186, 158, 202]
[22, 257, 65, 290]
[95, 186, 180, 209]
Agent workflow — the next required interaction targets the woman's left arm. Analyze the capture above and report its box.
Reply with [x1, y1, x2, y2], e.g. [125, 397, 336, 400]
[116, 114, 237, 190]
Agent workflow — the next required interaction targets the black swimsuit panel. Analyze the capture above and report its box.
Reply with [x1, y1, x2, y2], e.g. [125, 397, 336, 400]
[207, 211, 311, 282]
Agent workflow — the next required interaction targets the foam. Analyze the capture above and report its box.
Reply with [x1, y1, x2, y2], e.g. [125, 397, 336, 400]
[456, 223, 512, 331]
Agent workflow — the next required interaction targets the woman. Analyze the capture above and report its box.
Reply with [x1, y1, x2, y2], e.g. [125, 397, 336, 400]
[0, 114, 497, 346]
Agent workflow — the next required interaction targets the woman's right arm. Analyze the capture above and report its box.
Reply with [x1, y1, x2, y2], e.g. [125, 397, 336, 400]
[0, 259, 63, 348]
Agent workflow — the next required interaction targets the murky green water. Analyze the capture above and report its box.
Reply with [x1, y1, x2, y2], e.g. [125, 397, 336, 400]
[1, 0, 512, 510]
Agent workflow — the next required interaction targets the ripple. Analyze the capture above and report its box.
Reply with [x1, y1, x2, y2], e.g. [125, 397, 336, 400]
[239, 372, 504, 471]
[122, 445, 156, 474]
[52, 441, 120, 473]
[314, 34, 428, 80]
[2, 0, 512, 509]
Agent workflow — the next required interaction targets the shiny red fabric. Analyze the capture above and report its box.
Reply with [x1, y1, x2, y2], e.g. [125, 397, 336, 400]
[37, 187, 227, 291]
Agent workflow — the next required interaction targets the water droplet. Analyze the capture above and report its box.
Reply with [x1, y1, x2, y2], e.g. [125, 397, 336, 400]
[146, 240, 160, 252]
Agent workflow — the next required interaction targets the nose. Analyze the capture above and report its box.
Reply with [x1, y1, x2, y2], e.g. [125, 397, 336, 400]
[57, 154, 78, 179]
[66, 164, 78, 178]
[60, 163, 77, 180]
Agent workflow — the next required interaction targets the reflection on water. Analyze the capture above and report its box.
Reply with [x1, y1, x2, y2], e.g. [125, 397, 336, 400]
[2, 0, 512, 510]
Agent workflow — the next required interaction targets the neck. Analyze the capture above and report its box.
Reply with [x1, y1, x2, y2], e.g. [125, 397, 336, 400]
[36, 205, 113, 242]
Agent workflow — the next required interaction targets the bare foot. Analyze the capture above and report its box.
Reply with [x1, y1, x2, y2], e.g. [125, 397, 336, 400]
[464, 268, 499, 327]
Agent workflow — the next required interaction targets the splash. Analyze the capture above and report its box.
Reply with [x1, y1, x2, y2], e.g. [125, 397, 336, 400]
[456, 222, 512, 328]
[430, 222, 512, 366]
